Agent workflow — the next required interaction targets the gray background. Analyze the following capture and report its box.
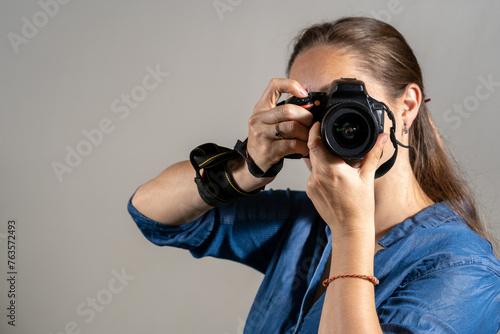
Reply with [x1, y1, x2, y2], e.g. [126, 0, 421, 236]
[1, 1, 499, 333]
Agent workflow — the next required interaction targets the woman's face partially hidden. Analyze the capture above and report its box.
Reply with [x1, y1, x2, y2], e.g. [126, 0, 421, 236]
[288, 45, 399, 172]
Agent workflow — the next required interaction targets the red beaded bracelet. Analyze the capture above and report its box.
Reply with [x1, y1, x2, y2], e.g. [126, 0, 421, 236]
[322, 274, 380, 287]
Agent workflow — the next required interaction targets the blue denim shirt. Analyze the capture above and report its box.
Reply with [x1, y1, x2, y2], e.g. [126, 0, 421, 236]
[128, 189, 500, 333]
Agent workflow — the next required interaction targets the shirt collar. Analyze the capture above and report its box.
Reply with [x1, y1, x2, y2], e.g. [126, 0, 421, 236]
[378, 202, 464, 249]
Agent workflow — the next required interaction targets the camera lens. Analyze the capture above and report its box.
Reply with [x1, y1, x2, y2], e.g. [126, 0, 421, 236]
[332, 114, 368, 149]
[321, 103, 376, 159]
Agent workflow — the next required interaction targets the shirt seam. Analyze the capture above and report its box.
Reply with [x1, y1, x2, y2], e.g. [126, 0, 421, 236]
[379, 219, 467, 250]
[401, 259, 500, 287]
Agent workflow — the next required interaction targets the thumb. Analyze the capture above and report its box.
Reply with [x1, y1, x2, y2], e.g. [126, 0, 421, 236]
[308, 122, 337, 168]
[359, 133, 388, 180]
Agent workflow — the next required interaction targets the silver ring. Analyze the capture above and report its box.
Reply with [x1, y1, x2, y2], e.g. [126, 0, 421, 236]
[275, 123, 283, 139]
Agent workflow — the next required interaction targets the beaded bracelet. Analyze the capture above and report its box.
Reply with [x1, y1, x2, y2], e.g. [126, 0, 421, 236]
[322, 274, 380, 287]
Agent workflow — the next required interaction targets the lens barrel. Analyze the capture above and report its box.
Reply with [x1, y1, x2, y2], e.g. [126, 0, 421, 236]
[321, 102, 378, 159]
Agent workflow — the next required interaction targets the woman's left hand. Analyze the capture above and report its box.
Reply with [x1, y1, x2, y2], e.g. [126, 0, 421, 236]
[306, 122, 388, 234]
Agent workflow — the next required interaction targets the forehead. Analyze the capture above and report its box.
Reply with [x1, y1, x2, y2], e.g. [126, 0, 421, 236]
[289, 45, 363, 92]
[288, 45, 389, 102]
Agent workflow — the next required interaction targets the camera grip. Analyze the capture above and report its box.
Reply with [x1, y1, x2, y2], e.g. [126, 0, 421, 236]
[285, 153, 308, 159]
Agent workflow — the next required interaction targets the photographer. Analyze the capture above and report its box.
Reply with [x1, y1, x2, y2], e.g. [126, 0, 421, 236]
[128, 17, 500, 333]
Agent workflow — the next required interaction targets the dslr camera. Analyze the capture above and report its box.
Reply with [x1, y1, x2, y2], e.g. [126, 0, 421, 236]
[280, 78, 388, 160]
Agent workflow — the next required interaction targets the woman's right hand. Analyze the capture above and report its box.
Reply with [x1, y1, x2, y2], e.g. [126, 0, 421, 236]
[131, 79, 314, 225]
[246, 78, 314, 173]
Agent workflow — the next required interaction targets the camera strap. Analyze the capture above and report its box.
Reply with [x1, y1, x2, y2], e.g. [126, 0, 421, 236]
[375, 104, 413, 178]
[234, 139, 284, 178]
[190, 143, 263, 207]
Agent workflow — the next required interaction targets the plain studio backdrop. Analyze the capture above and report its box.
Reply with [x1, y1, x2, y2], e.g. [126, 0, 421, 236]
[1, 1, 499, 333]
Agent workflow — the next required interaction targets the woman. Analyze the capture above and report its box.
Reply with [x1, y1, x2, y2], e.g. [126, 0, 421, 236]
[128, 17, 500, 333]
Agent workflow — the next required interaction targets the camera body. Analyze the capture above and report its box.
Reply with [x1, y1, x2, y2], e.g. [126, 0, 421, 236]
[281, 78, 386, 160]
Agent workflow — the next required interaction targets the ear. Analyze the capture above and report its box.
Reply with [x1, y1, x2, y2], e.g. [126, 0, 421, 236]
[401, 83, 422, 129]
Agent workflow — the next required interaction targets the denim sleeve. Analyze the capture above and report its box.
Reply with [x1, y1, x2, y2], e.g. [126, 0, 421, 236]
[128, 189, 309, 273]
[378, 262, 500, 334]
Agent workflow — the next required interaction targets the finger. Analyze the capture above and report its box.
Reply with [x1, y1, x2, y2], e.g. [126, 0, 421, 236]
[254, 78, 308, 111]
[359, 133, 389, 180]
[275, 120, 311, 141]
[253, 103, 314, 128]
[273, 138, 310, 158]
[307, 122, 339, 168]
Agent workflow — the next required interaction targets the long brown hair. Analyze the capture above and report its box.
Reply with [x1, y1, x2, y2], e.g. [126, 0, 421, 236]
[286, 17, 495, 243]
